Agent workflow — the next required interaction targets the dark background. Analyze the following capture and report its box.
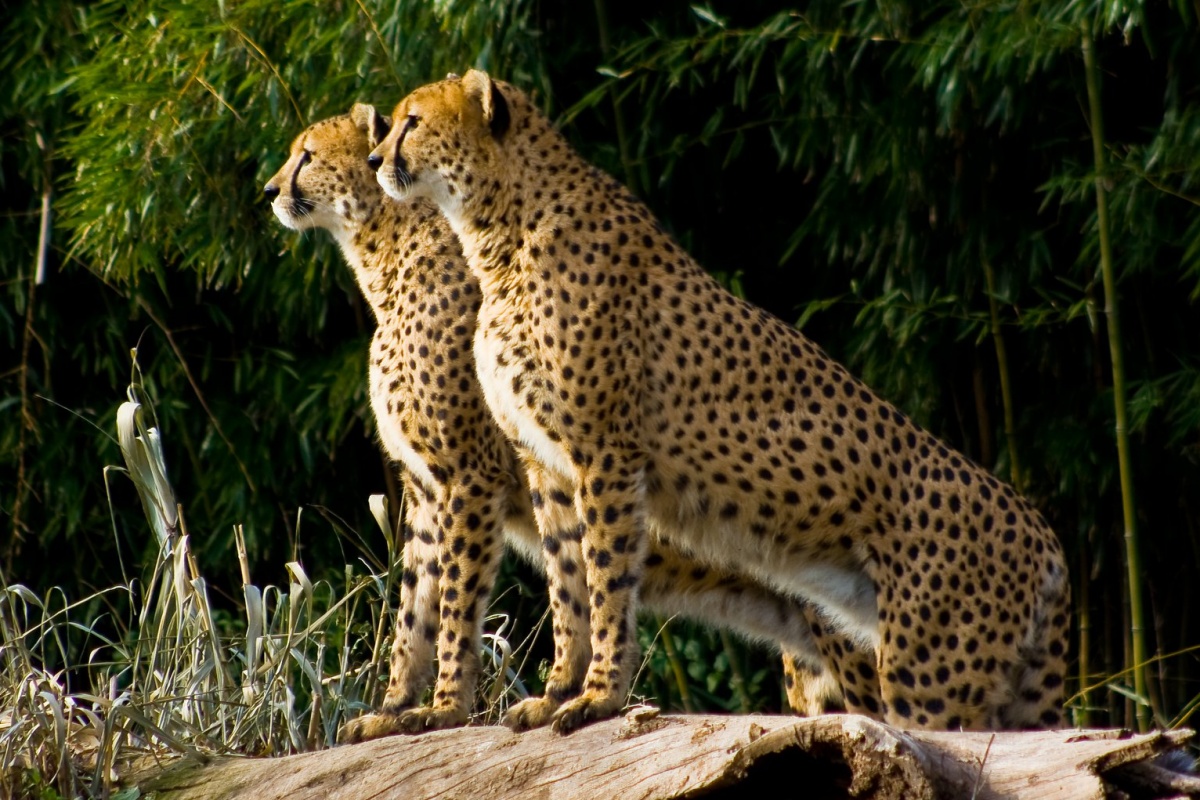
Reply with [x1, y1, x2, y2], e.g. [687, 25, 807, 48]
[3, 0, 1198, 728]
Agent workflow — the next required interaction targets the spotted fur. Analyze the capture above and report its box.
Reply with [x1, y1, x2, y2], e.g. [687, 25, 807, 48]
[265, 109, 865, 741]
[370, 71, 1071, 734]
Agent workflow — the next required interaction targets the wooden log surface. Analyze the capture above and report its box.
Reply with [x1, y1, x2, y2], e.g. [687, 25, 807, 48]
[135, 711, 1198, 800]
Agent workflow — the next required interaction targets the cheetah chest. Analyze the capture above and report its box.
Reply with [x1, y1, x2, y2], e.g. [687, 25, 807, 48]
[473, 325, 575, 481]
[367, 328, 439, 491]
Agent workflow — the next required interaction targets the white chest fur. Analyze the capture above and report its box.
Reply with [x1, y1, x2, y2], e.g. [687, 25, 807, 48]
[368, 331, 438, 492]
[473, 326, 574, 481]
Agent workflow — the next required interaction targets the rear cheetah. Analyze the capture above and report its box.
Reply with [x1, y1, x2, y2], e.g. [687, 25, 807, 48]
[370, 71, 1071, 734]
[265, 107, 869, 740]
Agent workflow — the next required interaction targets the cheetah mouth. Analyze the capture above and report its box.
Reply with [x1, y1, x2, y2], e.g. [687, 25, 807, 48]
[270, 196, 316, 230]
[288, 197, 315, 216]
[386, 164, 415, 198]
[274, 197, 314, 226]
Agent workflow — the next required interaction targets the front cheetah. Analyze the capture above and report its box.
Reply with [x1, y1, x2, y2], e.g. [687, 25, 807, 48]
[264, 107, 867, 740]
[370, 71, 1071, 734]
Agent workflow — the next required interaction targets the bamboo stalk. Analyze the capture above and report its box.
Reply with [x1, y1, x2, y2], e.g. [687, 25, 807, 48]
[718, 630, 750, 713]
[1081, 19, 1151, 733]
[981, 250, 1023, 491]
[656, 619, 694, 712]
[9, 132, 52, 567]
[593, 0, 640, 195]
[1076, 528, 1091, 728]
[971, 359, 995, 467]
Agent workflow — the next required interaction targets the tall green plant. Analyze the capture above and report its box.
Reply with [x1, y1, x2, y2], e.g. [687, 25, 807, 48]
[1080, 18, 1149, 732]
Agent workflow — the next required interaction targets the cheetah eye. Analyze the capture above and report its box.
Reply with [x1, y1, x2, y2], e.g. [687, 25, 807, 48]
[298, 149, 312, 170]
[405, 114, 419, 130]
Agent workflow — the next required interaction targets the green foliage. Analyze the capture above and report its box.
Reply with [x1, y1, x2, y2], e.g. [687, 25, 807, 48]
[1, 0, 550, 589]
[2, 0, 1199, 741]
[583, 1, 1200, 726]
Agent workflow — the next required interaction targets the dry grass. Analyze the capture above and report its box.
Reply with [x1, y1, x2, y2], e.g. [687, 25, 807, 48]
[0, 354, 524, 798]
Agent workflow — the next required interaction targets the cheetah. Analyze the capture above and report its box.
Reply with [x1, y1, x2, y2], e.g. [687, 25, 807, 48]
[264, 106, 871, 740]
[369, 70, 1071, 734]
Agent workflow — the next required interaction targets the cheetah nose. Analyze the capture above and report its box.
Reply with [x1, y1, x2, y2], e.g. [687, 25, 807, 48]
[367, 153, 383, 171]
[263, 184, 280, 201]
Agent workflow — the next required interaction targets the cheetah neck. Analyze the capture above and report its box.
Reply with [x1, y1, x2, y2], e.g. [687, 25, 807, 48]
[440, 181, 529, 300]
[330, 203, 418, 324]
[327, 232, 386, 324]
[444, 110, 587, 300]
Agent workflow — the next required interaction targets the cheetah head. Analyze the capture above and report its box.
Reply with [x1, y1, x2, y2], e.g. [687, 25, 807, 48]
[264, 104, 393, 235]
[369, 70, 512, 217]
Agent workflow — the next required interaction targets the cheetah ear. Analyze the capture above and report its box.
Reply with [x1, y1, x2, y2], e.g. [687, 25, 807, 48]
[462, 69, 510, 140]
[350, 102, 391, 149]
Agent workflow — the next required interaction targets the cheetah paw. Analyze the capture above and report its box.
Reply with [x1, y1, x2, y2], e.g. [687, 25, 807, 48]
[550, 693, 622, 735]
[338, 705, 468, 743]
[501, 696, 562, 732]
[393, 706, 469, 734]
[338, 712, 406, 744]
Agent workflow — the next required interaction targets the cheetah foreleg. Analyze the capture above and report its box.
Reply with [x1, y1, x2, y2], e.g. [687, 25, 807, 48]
[502, 467, 592, 731]
[402, 478, 507, 732]
[338, 485, 441, 743]
[381, 492, 442, 713]
[547, 456, 650, 735]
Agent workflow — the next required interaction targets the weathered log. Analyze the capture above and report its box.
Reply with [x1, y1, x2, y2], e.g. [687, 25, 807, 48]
[135, 711, 1197, 800]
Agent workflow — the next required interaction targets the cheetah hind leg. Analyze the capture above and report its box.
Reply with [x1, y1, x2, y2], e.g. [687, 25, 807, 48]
[782, 650, 843, 716]
[338, 713, 392, 745]
[1000, 559, 1071, 729]
[549, 690, 629, 735]
[801, 607, 884, 721]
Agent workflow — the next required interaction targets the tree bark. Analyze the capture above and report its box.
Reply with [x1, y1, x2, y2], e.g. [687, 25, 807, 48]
[135, 712, 1197, 800]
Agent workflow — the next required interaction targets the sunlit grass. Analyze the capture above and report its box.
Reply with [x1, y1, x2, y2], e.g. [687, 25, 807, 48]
[0, 352, 523, 797]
